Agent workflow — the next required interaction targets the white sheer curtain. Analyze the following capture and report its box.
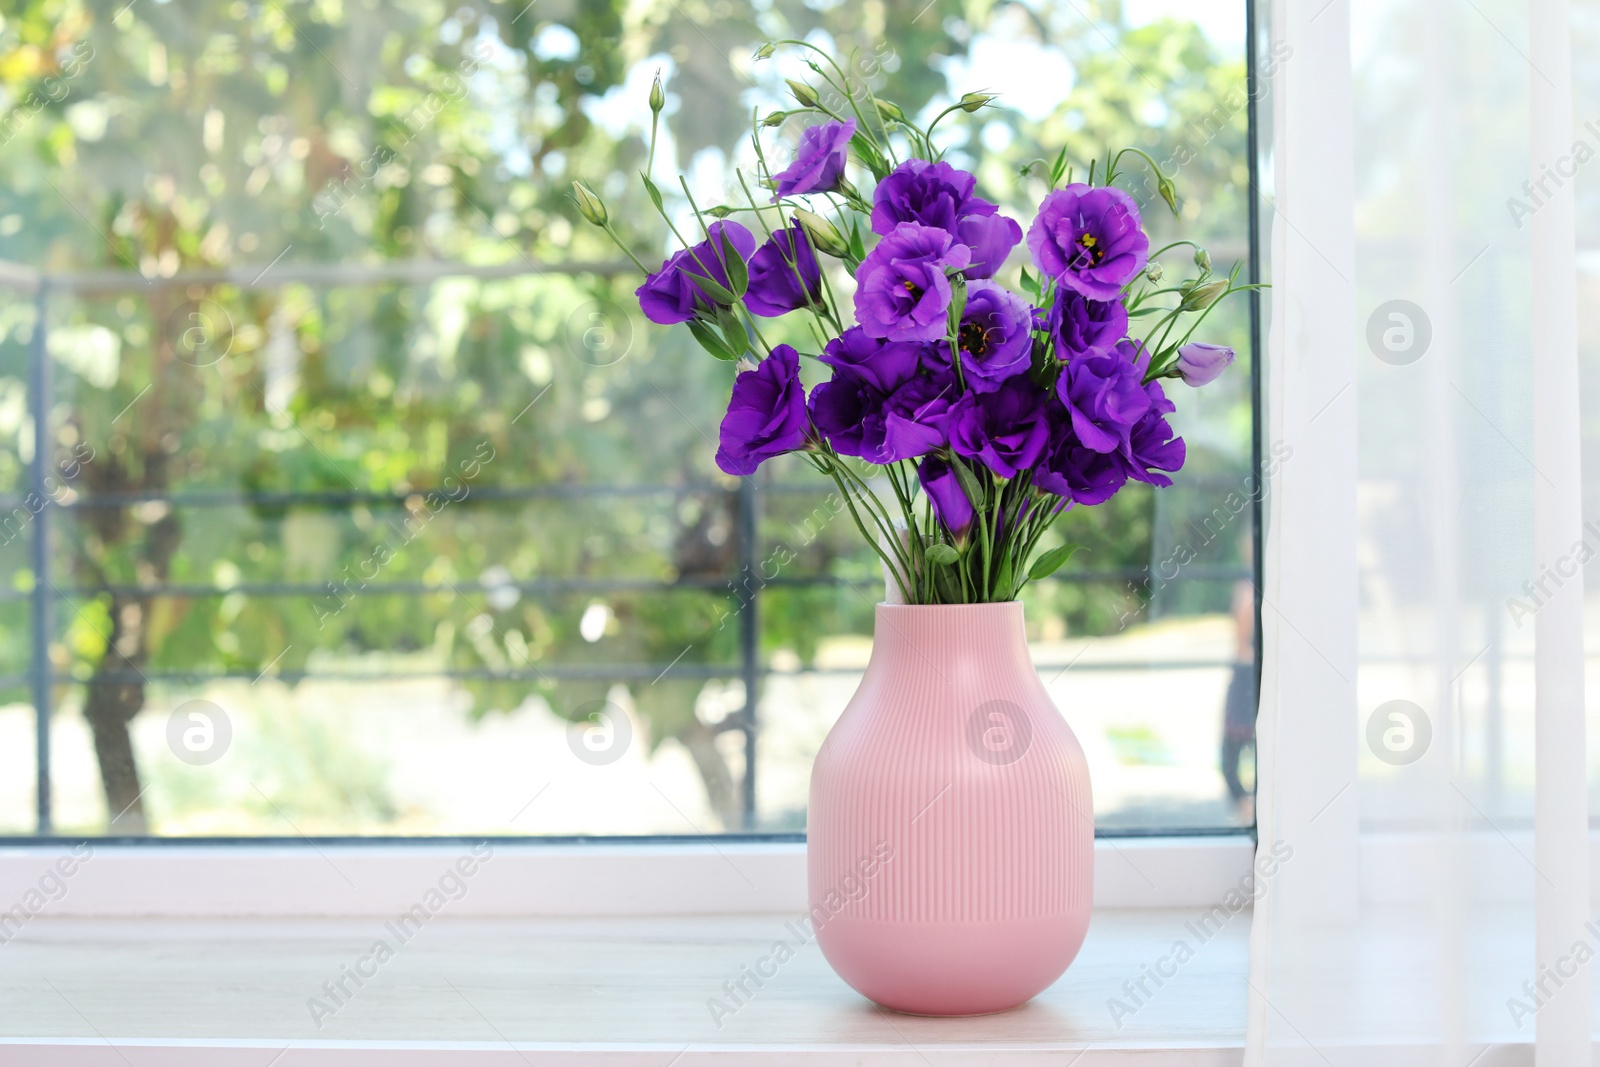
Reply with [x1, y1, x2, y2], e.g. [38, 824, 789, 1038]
[1248, 0, 1590, 1062]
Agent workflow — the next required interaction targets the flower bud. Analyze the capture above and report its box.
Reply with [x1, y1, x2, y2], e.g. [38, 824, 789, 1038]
[958, 91, 995, 113]
[1194, 247, 1211, 272]
[1181, 279, 1227, 310]
[1157, 174, 1179, 215]
[761, 110, 787, 127]
[1175, 342, 1235, 387]
[793, 208, 850, 258]
[571, 181, 607, 227]
[787, 79, 819, 108]
[753, 42, 776, 61]
[1145, 263, 1163, 283]
[874, 99, 905, 123]
[704, 205, 735, 218]
[648, 72, 665, 114]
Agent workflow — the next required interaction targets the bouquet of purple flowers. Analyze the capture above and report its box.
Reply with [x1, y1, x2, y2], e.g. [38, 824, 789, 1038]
[575, 42, 1249, 605]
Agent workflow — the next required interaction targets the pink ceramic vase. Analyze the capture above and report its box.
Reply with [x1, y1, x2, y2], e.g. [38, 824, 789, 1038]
[807, 601, 1093, 1016]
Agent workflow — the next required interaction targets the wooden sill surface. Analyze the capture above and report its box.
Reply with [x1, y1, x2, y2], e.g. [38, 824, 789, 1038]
[0, 910, 1245, 1064]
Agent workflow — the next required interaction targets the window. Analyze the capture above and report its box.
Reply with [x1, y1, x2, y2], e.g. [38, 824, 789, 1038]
[0, 0, 1259, 840]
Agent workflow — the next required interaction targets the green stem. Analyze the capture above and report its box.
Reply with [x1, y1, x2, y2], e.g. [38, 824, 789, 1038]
[809, 456, 912, 603]
[600, 223, 652, 274]
[828, 454, 916, 596]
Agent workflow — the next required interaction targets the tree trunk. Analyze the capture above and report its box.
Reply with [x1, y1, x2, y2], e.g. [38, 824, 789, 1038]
[83, 595, 151, 833]
[677, 720, 741, 830]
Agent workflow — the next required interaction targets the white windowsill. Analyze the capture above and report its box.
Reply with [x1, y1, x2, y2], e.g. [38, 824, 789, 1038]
[2, 910, 1248, 1064]
[0, 835, 1577, 1062]
[0, 837, 1254, 1063]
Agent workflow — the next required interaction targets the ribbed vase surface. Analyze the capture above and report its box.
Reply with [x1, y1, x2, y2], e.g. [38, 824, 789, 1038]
[807, 601, 1093, 1015]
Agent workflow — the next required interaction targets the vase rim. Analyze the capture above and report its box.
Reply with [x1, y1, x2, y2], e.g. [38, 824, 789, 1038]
[874, 600, 1023, 612]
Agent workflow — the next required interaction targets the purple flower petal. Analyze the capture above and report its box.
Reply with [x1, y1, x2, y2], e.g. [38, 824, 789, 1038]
[636, 221, 757, 325]
[715, 344, 811, 475]
[1175, 342, 1235, 387]
[954, 280, 1033, 391]
[772, 119, 856, 198]
[744, 222, 823, 318]
[1026, 184, 1149, 300]
[949, 377, 1051, 478]
[854, 222, 972, 343]
[918, 454, 975, 537]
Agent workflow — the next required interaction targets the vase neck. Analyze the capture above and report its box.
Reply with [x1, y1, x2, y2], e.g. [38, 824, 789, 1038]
[870, 601, 1032, 676]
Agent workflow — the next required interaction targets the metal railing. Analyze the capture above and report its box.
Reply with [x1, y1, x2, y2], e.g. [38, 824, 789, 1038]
[2, 251, 1255, 836]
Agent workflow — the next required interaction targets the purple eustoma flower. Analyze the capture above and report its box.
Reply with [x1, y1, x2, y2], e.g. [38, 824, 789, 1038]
[871, 159, 1022, 279]
[810, 368, 956, 464]
[949, 377, 1051, 478]
[881, 374, 959, 458]
[1048, 289, 1128, 361]
[772, 119, 856, 198]
[744, 222, 823, 318]
[854, 223, 972, 342]
[1174, 342, 1235, 387]
[1027, 185, 1149, 300]
[637, 221, 757, 326]
[1056, 347, 1150, 454]
[1122, 380, 1186, 486]
[715, 344, 811, 476]
[918, 454, 975, 537]
[1034, 426, 1129, 505]
[954, 280, 1033, 391]
[872, 159, 976, 233]
[957, 211, 1025, 279]
[818, 327, 923, 393]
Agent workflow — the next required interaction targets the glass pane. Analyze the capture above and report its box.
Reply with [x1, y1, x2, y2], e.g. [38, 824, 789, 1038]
[0, 0, 1255, 836]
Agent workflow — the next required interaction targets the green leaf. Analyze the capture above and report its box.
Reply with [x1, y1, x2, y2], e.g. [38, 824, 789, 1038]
[849, 130, 889, 182]
[641, 174, 665, 213]
[1049, 145, 1069, 185]
[948, 455, 985, 512]
[925, 544, 960, 566]
[946, 273, 968, 334]
[715, 305, 749, 357]
[1019, 266, 1037, 300]
[686, 272, 737, 306]
[687, 319, 739, 361]
[719, 227, 748, 297]
[847, 217, 867, 263]
[1027, 543, 1082, 581]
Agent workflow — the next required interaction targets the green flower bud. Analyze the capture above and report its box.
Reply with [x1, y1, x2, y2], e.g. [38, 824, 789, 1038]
[571, 181, 607, 227]
[704, 205, 735, 218]
[787, 80, 819, 108]
[874, 99, 905, 123]
[1194, 246, 1211, 272]
[649, 72, 665, 114]
[753, 42, 776, 61]
[1181, 279, 1227, 310]
[793, 208, 850, 259]
[761, 110, 787, 128]
[1157, 174, 1179, 215]
[958, 91, 995, 113]
[1145, 263, 1164, 283]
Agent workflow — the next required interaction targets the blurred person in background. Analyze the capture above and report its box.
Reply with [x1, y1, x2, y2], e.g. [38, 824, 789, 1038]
[1220, 562, 1256, 821]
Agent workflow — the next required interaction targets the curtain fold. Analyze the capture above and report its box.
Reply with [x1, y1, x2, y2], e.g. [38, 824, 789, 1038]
[1248, 0, 1587, 1061]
